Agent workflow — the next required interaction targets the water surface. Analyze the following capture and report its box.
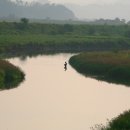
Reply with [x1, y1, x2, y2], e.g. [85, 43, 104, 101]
[1, 54, 130, 130]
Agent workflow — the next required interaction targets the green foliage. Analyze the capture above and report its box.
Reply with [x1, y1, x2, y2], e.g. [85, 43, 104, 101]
[18, 18, 29, 30]
[0, 69, 5, 87]
[0, 22, 130, 55]
[125, 30, 130, 38]
[69, 51, 130, 86]
[0, 34, 130, 56]
[0, 21, 130, 36]
[0, 59, 25, 90]
[107, 66, 130, 80]
[107, 110, 130, 130]
[20, 18, 29, 25]
[95, 110, 130, 130]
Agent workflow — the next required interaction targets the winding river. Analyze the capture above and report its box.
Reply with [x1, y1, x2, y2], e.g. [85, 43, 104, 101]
[1, 53, 130, 130]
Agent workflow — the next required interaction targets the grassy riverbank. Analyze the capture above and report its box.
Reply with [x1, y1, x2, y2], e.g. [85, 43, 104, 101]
[95, 110, 130, 130]
[0, 22, 130, 56]
[0, 59, 25, 90]
[69, 51, 130, 86]
[0, 34, 130, 57]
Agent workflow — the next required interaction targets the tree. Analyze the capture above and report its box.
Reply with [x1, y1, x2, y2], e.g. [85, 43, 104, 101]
[19, 18, 29, 30]
[20, 18, 29, 25]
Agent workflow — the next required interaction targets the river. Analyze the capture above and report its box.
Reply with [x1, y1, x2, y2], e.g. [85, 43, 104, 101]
[0, 53, 130, 130]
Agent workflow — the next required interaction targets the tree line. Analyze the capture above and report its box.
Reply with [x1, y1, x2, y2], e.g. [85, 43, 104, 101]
[0, 20, 130, 37]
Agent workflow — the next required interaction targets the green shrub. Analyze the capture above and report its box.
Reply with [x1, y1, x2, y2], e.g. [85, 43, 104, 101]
[69, 51, 130, 86]
[0, 59, 25, 90]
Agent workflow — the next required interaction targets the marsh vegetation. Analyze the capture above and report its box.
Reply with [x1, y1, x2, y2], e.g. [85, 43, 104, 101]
[69, 51, 130, 129]
[0, 22, 130, 56]
[0, 59, 24, 90]
[92, 110, 130, 130]
[0, 60, 24, 90]
[1, 21, 130, 128]
[69, 51, 130, 86]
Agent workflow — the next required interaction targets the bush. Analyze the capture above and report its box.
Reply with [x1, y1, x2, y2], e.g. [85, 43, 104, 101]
[0, 59, 25, 90]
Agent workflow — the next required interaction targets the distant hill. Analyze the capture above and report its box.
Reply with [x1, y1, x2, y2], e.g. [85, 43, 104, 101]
[65, 3, 130, 21]
[0, 0, 76, 20]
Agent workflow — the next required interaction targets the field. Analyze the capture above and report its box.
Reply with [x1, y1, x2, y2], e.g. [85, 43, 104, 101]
[0, 22, 130, 56]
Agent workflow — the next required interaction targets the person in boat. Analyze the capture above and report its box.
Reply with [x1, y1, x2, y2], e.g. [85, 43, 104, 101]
[64, 61, 67, 71]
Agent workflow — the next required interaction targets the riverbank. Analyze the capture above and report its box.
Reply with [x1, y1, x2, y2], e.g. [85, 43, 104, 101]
[0, 59, 25, 90]
[1, 22, 130, 57]
[97, 110, 130, 130]
[69, 51, 130, 86]
[0, 34, 130, 57]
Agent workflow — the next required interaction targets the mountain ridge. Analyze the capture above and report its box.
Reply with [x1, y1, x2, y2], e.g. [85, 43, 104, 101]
[0, 0, 76, 20]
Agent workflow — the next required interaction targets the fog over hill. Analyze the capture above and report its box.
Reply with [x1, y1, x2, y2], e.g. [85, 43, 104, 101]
[65, 3, 130, 21]
[1, 0, 129, 24]
[0, 0, 76, 20]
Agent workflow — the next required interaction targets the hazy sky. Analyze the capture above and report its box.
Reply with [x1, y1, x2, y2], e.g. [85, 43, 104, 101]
[50, 0, 118, 5]
[11, 0, 130, 20]
[14, 0, 129, 5]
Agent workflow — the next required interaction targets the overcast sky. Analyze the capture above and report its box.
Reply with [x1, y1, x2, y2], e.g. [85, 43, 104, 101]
[50, 0, 118, 5]
[13, 0, 130, 5]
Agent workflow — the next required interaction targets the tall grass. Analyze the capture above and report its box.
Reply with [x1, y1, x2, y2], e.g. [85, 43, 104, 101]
[69, 51, 130, 86]
[0, 59, 25, 89]
[93, 110, 130, 130]
[0, 22, 130, 55]
[107, 110, 130, 130]
[0, 34, 130, 56]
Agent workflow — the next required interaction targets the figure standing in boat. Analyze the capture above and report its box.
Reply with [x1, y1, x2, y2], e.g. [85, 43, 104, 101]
[64, 61, 67, 71]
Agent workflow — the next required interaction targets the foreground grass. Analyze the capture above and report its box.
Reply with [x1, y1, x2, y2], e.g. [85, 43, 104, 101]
[106, 110, 130, 130]
[0, 59, 25, 90]
[94, 110, 130, 130]
[69, 51, 130, 86]
[69, 51, 130, 129]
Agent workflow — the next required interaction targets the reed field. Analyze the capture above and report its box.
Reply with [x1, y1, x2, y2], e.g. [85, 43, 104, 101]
[0, 22, 130, 54]
[69, 51, 130, 86]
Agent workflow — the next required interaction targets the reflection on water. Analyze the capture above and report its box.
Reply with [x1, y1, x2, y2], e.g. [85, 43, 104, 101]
[1, 53, 130, 130]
